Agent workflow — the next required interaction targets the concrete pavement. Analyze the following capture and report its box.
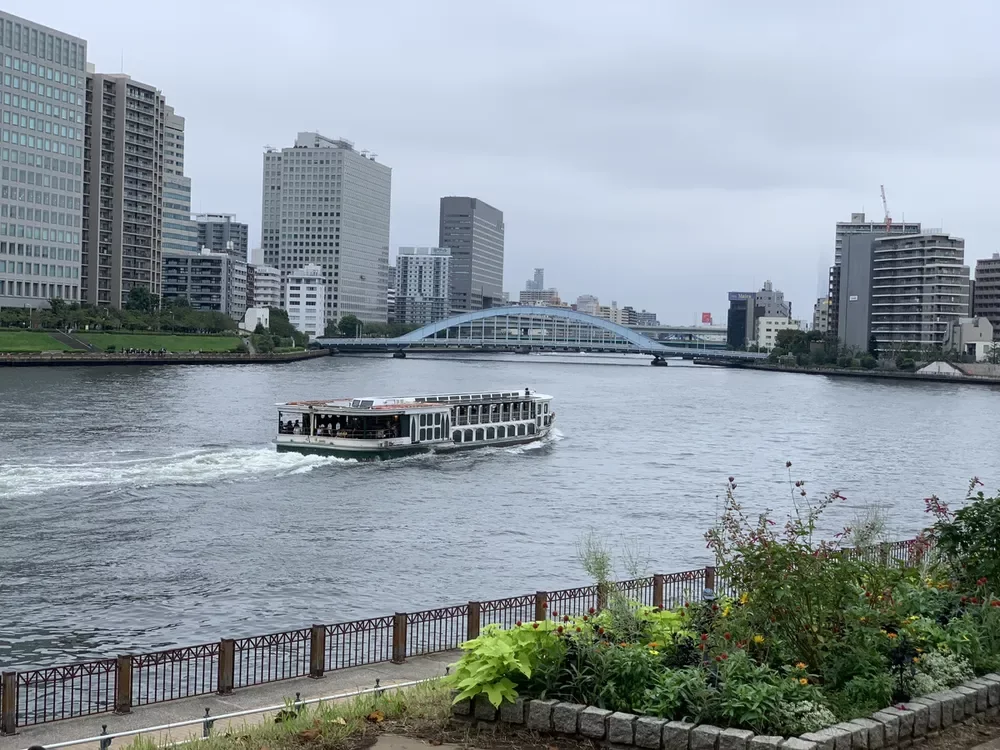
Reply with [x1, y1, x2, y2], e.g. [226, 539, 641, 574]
[0, 651, 457, 750]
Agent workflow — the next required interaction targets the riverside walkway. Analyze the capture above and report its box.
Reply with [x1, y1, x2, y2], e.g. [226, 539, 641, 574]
[0, 651, 456, 750]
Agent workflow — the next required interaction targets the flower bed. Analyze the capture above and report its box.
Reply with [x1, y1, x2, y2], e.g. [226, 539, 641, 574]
[446, 473, 1000, 745]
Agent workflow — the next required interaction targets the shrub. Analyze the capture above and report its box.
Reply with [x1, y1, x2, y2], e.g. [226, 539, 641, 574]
[927, 483, 1000, 587]
[642, 667, 713, 722]
[777, 700, 838, 734]
[448, 622, 565, 706]
[860, 355, 877, 370]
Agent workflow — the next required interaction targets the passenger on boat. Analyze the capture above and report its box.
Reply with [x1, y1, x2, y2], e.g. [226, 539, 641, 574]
[293, 419, 301, 435]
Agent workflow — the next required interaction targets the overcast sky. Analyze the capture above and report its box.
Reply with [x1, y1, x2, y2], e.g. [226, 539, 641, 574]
[9, 0, 999, 323]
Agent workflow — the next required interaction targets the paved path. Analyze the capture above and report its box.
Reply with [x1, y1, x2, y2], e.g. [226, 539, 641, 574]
[0, 652, 457, 750]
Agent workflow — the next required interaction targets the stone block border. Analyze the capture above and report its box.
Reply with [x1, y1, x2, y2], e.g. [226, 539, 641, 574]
[454, 674, 1000, 748]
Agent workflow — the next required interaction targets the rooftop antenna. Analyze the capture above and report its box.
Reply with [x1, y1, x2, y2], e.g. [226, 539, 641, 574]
[120, 50, 124, 73]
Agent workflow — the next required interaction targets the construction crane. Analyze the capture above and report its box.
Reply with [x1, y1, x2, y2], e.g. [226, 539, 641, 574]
[880, 185, 892, 233]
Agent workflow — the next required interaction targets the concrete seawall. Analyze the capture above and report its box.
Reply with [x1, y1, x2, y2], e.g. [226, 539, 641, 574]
[0, 349, 331, 367]
[734, 362, 1000, 386]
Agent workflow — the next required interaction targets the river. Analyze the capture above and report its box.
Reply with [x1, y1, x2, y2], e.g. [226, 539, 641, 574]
[1, 355, 998, 669]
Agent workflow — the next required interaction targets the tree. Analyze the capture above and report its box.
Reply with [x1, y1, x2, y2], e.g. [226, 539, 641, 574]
[125, 286, 157, 314]
[867, 334, 879, 359]
[254, 322, 267, 335]
[338, 314, 362, 337]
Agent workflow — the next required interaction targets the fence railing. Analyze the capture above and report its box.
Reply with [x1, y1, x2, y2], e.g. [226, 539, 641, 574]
[0, 539, 920, 735]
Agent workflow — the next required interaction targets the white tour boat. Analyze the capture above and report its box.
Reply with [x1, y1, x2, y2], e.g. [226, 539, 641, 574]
[275, 388, 555, 459]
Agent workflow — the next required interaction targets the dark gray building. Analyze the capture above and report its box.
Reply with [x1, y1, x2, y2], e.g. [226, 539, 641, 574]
[439, 197, 504, 314]
[196, 213, 248, 261]
[973, 254, 1000, 340]
[837, 233, 877, 353]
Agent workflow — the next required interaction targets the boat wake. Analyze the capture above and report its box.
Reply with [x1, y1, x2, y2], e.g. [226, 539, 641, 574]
[0, 447, 347, 498]
[504, 427, 564, 454]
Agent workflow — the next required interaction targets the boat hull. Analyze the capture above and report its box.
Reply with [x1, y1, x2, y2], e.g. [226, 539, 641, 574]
[276, 427, 552, 460]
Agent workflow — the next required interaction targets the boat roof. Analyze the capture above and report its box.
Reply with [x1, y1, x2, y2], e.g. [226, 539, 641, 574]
[276, 389, 552, 410]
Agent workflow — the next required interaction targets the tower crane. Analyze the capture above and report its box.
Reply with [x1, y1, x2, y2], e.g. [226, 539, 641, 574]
[880, 185, 892, 233]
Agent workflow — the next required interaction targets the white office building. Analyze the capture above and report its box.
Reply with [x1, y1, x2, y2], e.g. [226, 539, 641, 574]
[261, 133, 391, 325]
[755, 315, 802, 352]
[284, 263, 326, 338]
[395, 246, 451, 325]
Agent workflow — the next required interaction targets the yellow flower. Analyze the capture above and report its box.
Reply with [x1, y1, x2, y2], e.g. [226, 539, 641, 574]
[648, 649, 660, 656]
[722, 605, 732, 618]
[860, 617, 867, 623]
[752, 635, 765, 645]
[916, 647, 924, 653]
[799, 678, 809, 685]
[795, 662, 807, 670]
[913, 657, 921, 664]
[739, 593, 750, 605]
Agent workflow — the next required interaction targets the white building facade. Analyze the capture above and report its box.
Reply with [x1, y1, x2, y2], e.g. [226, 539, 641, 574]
[755, 316, 802, 351]
[249, 264, 280, 308]
[395, 247, 451, 325]
[284, 263, 326, 338]
[261, 133, 391, 325]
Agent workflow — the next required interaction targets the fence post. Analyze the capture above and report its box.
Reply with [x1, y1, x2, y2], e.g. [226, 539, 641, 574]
[392, 613, 407, 664]
[534, 591, 548, 622]
[1, 671, 16, 736]
[653, 574, 665, 610]
[704, 566, 717, 601]
[217, 639, 234, 695]
[309, 625, 326, 678]
[115, 655, 132, 714]
[467, 601, 481, 641]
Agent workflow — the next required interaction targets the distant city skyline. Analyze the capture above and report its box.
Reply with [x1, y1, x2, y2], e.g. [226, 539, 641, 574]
[5, 1, 1000, 323]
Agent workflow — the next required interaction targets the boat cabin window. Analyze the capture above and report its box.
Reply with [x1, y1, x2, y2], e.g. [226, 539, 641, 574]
[277, 412, 304, 435]
[311, 413, 403, 440]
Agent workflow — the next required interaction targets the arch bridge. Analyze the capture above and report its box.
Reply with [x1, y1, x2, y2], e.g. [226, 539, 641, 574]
[317, 306, 765, 362]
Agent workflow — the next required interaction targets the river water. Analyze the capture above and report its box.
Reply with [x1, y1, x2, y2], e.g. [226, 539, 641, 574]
[1, 355, 998, 669]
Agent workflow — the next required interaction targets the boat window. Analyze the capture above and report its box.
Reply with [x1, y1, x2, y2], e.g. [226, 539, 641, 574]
[487, 427, 495, 440]
[497, 426, 505, 438]
[453, 430, 461, 443]
[517, 424, 526, 436]
[360, 400, 374, 409]
[434, 426, 441, 440]
[531, 402, 536, 418]
[544, 403, 549, 414]
[502, 403, 510, 421]
[476, 428, 484, 441]
[434, 413, 441, 426]
[464, 429, 473, 442]
[528, 423, 536, 435]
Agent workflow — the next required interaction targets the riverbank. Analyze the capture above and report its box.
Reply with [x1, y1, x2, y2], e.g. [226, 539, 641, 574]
[0, 349, 329, 367]
[733, 362, 1000, 385]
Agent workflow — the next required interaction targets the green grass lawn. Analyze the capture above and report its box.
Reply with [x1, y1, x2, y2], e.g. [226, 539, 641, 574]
[78, 333, 243, 353]
[0, 331, 75, 352]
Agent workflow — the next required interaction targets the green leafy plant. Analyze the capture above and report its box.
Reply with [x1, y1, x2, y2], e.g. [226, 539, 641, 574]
[448, 622, 565, 706]
[927, 482, 1000, 588]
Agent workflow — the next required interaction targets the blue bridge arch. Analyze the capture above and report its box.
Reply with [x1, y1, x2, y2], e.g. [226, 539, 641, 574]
[318, 306, 765, 360]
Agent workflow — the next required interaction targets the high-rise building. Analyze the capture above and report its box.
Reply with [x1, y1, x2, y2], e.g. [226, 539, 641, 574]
[161, 248, 246, 320]
[283, 263, 326, 338]
[82, 70, 166, 307]
[439, 197, 504, 313]
[973, 253, 1000, 341]
[525, 268, 544, 291]
[161, 106, 197, 255]
[0, 12, 87, 307]
[196, 213, 248, 261]
[812, 297, 832, 333]
[261, 133, 391, 324]
[839, 231, 970, 352]
[828, 212, 922, 337]
[869, 232, 969, 350]
[394, 246, 451, 326]
[575, 295, 600, 316]
[636, 310, 659, 326]
[387, 262, 396, 323]
[247, 263, 279, 309]
[726, 281, 790, 349]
